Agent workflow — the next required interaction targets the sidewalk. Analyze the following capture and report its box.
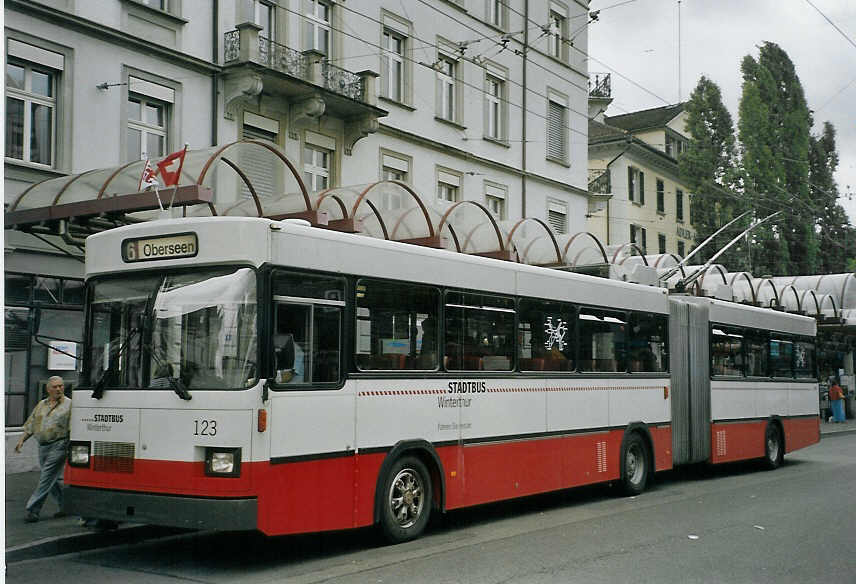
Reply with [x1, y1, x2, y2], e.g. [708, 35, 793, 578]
[4, 418, 855, 560]
[819, 416, 856, 437]
[4, 471, 179, 563]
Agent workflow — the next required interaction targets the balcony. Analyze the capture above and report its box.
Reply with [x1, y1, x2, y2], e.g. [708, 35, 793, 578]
[587, 169, 612, 215]
[223, 23, 386, 153]
[588, 169, 611, 194]
[588, 72, 611, 99]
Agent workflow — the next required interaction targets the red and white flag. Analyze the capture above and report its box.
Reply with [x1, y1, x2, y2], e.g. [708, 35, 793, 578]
[138, 159, 160, 191]
[156, 145, 188, 187]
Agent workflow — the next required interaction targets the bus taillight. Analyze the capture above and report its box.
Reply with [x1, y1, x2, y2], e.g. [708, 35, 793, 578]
[258, 409, 267, 432]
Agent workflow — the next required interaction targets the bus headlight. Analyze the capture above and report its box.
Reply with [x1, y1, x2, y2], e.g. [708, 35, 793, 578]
[205, 447, 241, 477]
[69, 442, 90, 467]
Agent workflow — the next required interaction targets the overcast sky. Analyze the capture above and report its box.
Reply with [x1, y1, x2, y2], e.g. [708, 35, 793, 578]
[588, 0, 856, 220]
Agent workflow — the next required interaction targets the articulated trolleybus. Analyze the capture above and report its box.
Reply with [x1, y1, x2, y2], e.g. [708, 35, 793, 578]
[65, 217, 820, 542]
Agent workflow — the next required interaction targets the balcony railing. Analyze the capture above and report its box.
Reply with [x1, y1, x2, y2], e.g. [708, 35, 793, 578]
[588, 72, 611, 99]
[260, 37, 308, 79]
[588, 169, 611, 194]
[321, 61, 363, 101]
[224, 28, 366, 103]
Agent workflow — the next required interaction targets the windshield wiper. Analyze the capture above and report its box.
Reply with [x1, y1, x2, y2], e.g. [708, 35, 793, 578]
[148, 349, 192, 401]
[91, 327, 140, 399]
[168, 376, 192, 401]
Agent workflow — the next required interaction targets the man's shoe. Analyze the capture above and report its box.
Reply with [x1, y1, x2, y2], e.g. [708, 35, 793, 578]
[25, 512, 39, 523]
[53, 511, 68, 519]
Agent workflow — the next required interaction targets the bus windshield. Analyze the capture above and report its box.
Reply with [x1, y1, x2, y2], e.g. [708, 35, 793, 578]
[85, 267, 257, 390]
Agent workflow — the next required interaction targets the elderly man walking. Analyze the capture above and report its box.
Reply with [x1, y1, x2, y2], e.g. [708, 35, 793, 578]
[15, 376, 72, 522]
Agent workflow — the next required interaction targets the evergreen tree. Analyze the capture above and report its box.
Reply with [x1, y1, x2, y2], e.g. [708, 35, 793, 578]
[738, 51, 789, 275]
[679, 76, 745, 268]
[810, 122, 855, 273]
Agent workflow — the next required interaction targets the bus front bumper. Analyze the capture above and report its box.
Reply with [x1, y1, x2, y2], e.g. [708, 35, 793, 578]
[63, 486, 258, 531]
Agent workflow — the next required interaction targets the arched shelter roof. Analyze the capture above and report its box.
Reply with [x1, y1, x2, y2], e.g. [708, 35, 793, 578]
[314, 181, 437, 244]
[799, 289, 821, 317]
[559, 232, 608, 267]
[778, 285, 802, 313]
[752, 278, 779, 308]
[438, 201, 512, 259]
[726, 272, 756, 304]
[504, 217, 562, 266]
[5, 140, 326, 231]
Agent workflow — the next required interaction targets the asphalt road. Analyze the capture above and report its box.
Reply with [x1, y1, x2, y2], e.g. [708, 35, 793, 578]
[8, 435, 856, 584]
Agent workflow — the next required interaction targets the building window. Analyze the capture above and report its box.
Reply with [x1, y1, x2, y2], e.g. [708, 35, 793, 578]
[437, 168, 462, 203]
[381, 29, 405, 102]
[658, 233, 666, 254]
[630, 224, 647, 253]
[485, 182, 507, 220]
[676, 189, 684, 222]
[485, 75, 505, 141]
[139, 0, 169, 10]
[665, 134, 687, 158]
[254, 0, 276, 40]
[5, 61, 56, 166]
[303, 144, 331, 191]
[487, 0, 507, 29]
[677, 240, 685, 257]
[127, 95, 167, 161]
[548, 201, 568, 234]
[381, 150, 410, 183]
[548, 6, 568, 61]
[304, 0, 331, 55]
[628, 166, 645, 204]
[436, 55, 458, 122]
[547, 98, 567, 162]
[656, 179, 665, 213]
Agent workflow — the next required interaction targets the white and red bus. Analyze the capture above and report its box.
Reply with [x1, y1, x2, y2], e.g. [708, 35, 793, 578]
[64, 217, 819, 542]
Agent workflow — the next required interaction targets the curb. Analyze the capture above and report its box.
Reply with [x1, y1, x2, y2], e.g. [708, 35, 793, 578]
[5, 524, 187, 564]
[820, 428, 856, 438]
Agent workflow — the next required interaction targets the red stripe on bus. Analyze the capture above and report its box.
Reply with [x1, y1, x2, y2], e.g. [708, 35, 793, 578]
[67, 426, 673, 536]
[782, 416, 820, 453]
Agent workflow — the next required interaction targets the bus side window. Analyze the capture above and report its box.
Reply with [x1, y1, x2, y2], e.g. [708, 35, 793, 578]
[272, 271, 346, 387]
[355, 279, 440, 371]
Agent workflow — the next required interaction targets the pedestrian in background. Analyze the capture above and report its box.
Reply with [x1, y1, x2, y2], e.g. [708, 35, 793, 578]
[14, 376, 72, 522]
[828, 377, 846, 423]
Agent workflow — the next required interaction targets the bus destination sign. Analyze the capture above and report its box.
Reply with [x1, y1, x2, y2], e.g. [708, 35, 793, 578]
[122, 233, 198, 263]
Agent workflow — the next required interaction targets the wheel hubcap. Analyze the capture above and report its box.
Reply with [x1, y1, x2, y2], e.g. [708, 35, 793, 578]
[626, 444, 644, 485]
[767, 431, 779, 461]
[389, 468, 424, 528]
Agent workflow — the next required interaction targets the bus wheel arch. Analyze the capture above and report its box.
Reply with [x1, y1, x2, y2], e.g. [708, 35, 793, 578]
[763, 417, 785, 470]
[619, 424, 654, 495]
[373, 440, 445, 541]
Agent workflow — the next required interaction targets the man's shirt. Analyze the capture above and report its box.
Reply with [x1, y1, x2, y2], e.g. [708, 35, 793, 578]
[23, 396, 71, 444]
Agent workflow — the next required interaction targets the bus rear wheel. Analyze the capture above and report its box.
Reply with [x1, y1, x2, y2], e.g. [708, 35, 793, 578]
[620, 433, 649, 496]
[763, 423, 783, 470]
[379, 455, 432, 543]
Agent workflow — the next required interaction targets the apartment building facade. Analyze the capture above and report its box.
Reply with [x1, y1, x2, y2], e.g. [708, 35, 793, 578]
[4, 0, 591, 437]
[586, 103, 695, 259]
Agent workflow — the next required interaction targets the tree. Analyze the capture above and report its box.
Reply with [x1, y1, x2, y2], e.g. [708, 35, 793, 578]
[810, 122, 856, 273]
[679, 76, 745, 267]
[738, 42, 818, 275]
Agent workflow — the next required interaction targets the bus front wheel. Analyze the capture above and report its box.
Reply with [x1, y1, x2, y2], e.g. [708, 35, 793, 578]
[379, 455, 432, 543]
[620, 433, 649, 496]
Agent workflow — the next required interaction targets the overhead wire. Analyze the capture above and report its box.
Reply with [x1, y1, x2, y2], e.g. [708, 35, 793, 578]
[277, 3, 593, 141]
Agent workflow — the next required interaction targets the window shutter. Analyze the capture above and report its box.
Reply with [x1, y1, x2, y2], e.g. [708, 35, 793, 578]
[547, 201, 567, 234]
[627, 167, 634, 202]
[547, 100, 565, 160]
[241, 126, 277, 200]
[639, 172, 645, 205]
[641, 228, 647, 252]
